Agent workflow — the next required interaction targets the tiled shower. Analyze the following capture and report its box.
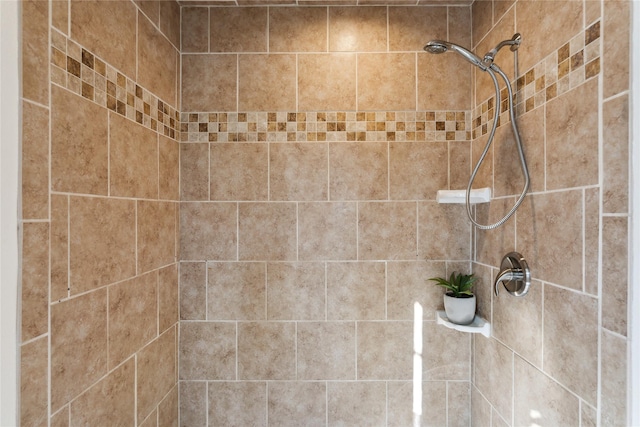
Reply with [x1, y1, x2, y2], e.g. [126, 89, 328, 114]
[19, 0, 630, 426]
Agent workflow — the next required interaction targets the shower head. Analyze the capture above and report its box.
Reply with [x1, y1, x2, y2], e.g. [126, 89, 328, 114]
[423, 40, 487, 70]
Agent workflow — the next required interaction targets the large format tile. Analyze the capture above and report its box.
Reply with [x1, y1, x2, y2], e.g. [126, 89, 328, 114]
[21, 222, 49, 341]
[137, 201, 176, 273]
[388, 6, 447, 52]
[267, 262, 325, 320]
[297, 322, 356, 380]
[179, 262, 206, 320]
[20, 337, 48, 427]
[209, 7, 267, 52]
[358, 202, 417, 260]
[51, 85, 108, 195]
[601, 330, 627, 426]
[298, 54, 356, 111]
[138, 13, 177, 106]
[603, 94, 629, 213]
[269, 7, 327, 52]
[22, 0, 49, 104]
[418, 53, 472, 111]
[180, 143, 209, 201]
[238, 202, 297, 261]
[328, 382, 386, 425]
[21, 101, 49, 219]
[51, 289, 108, 411]
[181, 55, 237, 112]
[326, 262, 385, 320]
[180, 202, 237, 261]
[267, 382, 326, 427]
[181, 7, 209, 53]
[208, 382, 267, 427]
[269, 143, 328, 201]
[237, 322, 296, 380]
[418, 202, 470, 261]
[179, 322, 236, 380]
[389, 141, 447, 201]
[603, 0, 630, 98]
[108, 272, 157, 368]
[358, 53, 416, 110]
[602, 217, 628, 336]
[543, 284, 598, 405]
[69, 196, 136, 294]
[238, 54, 296, 111]
[358, 321, 413, 380]
[298, 202, 357, 260]
[387, 261, 446, 320]
[179, 382, 206, 427]
[473, 336, 512, 421]
[207, 262, 266, 320]
[387, 381, 447, 427]
[329, 142, 388, 201]
[328, 7, 386, 52]
[210, 143, 268, 201]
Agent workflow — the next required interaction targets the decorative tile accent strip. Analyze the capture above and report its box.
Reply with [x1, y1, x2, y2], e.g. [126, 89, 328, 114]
[472, 20, 601, 139]
[50, 28, 180, 140]
[181, 111, 471, 143]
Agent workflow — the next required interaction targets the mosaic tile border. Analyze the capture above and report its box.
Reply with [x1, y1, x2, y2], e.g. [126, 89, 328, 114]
[181, 111, 471, 143]
[49, 28, 180, 140]
[472, 20, 601, 139]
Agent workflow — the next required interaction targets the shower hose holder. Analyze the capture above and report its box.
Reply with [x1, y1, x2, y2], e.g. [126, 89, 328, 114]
[494, 252, 531, 297]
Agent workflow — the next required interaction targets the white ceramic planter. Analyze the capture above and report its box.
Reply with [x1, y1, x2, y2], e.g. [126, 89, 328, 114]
[443, 294, 476, 325]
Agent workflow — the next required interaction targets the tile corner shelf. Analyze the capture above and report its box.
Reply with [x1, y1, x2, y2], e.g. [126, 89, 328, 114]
[436, 310, 491, 338]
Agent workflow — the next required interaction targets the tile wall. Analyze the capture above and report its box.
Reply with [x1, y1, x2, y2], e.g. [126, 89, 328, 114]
[469, 1, 630, 426]
[20, 0, 181, 425]
[178, 5, 478, 426]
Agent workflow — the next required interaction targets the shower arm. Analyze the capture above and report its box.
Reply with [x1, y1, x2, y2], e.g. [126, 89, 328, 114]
[465, 64, 530, 230]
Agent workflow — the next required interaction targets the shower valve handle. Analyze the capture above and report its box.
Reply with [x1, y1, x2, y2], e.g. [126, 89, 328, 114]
[494, 252, 531, 297]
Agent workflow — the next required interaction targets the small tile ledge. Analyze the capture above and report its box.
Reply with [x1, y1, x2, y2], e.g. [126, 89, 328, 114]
[436, 310, 491, 338]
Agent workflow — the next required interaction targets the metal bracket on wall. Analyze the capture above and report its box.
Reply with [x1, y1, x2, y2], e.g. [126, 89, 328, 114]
[494, 252, 531, 297]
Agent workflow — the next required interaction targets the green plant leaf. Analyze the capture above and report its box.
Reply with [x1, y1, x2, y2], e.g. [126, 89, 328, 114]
[429, 272, 476, 298]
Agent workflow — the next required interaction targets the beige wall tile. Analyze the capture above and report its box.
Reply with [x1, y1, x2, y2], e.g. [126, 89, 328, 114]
[449, 141, 472, 191]
[474, 197, 516, 266]
[493, 122, 531, 198]
[514, 107, 545, 193]
[267, 382, 326, 426]
[109, 113, 159, 199]
[210, 7, 267, 52]
[108, 272, 157, 368]
[516, 191, 582, 289]
[471, 384, 492, 427]
[603, 0, 629, 98]
[423, 322, 470, 380]
[70, 359, 135, 426]
[388, 7, 447, 52]
[180, 202, 237, 260]
[158, 385, 178, 427]
[207, 262, 266, 320]
[179, 381, 207, 427]
[470, 262, 492, 322]
[601, 330, 627, 426]
[138, 201, 176, 273]
[328, 382, 386, 425]
[602, 216, 628, 336]
[51, 85, 108, 195]
[52, 0, 68, 34]
[418, 202, 470, 260]
[211, 143, 268, 201]
[327, 262, 385, 320]
[238, 322, 296, 380]
[328, 7, 386, 52]
[543, 284, 598, 405]
[471, 134, 493, 190]
[585, 0, 601, 25]
[585, 188, 600, 295]
[494, 0, 514, 23]
[448, 381, 471, 427]
[493, 279, 543, 367]
[138, 13, 178, 106]
[389, 141, 447, 200]
[387, 261, 446, 320]
[514, 355, 579, 427]
[358, 53, 416, 110]
[329, 142, 388, 200]
[70, 0, 137, 78]
[159, 136, 180, 201]
[471, 0, 492, 47]
[180, 143, 209, 201]
[387, 381, 447, 427]
[515, 0, 583, 71]
[603, 94, 629, 213]
[270, 143, 328, 201]
[69, 196, 136, 294]
[448, 6, 471, 48]
[238, 54, 296, 111]
[51, 289, 108, 411]
[179, 262, 207, 320]
[135, 0, 159, 25]
[22, 101, 49, 219]
[297, 321, 355, 380]
[582, 403, 598, 427]
[546, 79, 599, 190]
[20, 337, 48, 427]
[158, 264, 179, 333]
[21, 222, 49, 342]
[22, 0, 48, 105]
[179, 322, 236, 380]
[267, 262, 325, 320]
[357, 321, 413, 379]
[50, 407, 70, 427]
[182, 54, 237, 111]
[137, 327, 177, 424]
[50, 195, 68, 302]
[269, 7, 327, 52]
[298, 202, 357, 260]
[208, 382, 267, 427]
[358, 202, 417, 260]
[298, 53, 356, 111]
[474, 336, 513, 421]
[159, 1, 181, 49]
[418, 53, 472, 111]
[182, 7, 209, 52]
[140, 410, 157, 427]
[238, 202, 297, 261]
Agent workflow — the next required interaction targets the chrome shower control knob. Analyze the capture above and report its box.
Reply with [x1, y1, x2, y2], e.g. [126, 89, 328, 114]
[494, 252, 531, 297]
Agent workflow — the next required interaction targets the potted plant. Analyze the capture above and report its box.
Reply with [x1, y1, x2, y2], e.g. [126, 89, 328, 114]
[429, 272, 477, 325]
